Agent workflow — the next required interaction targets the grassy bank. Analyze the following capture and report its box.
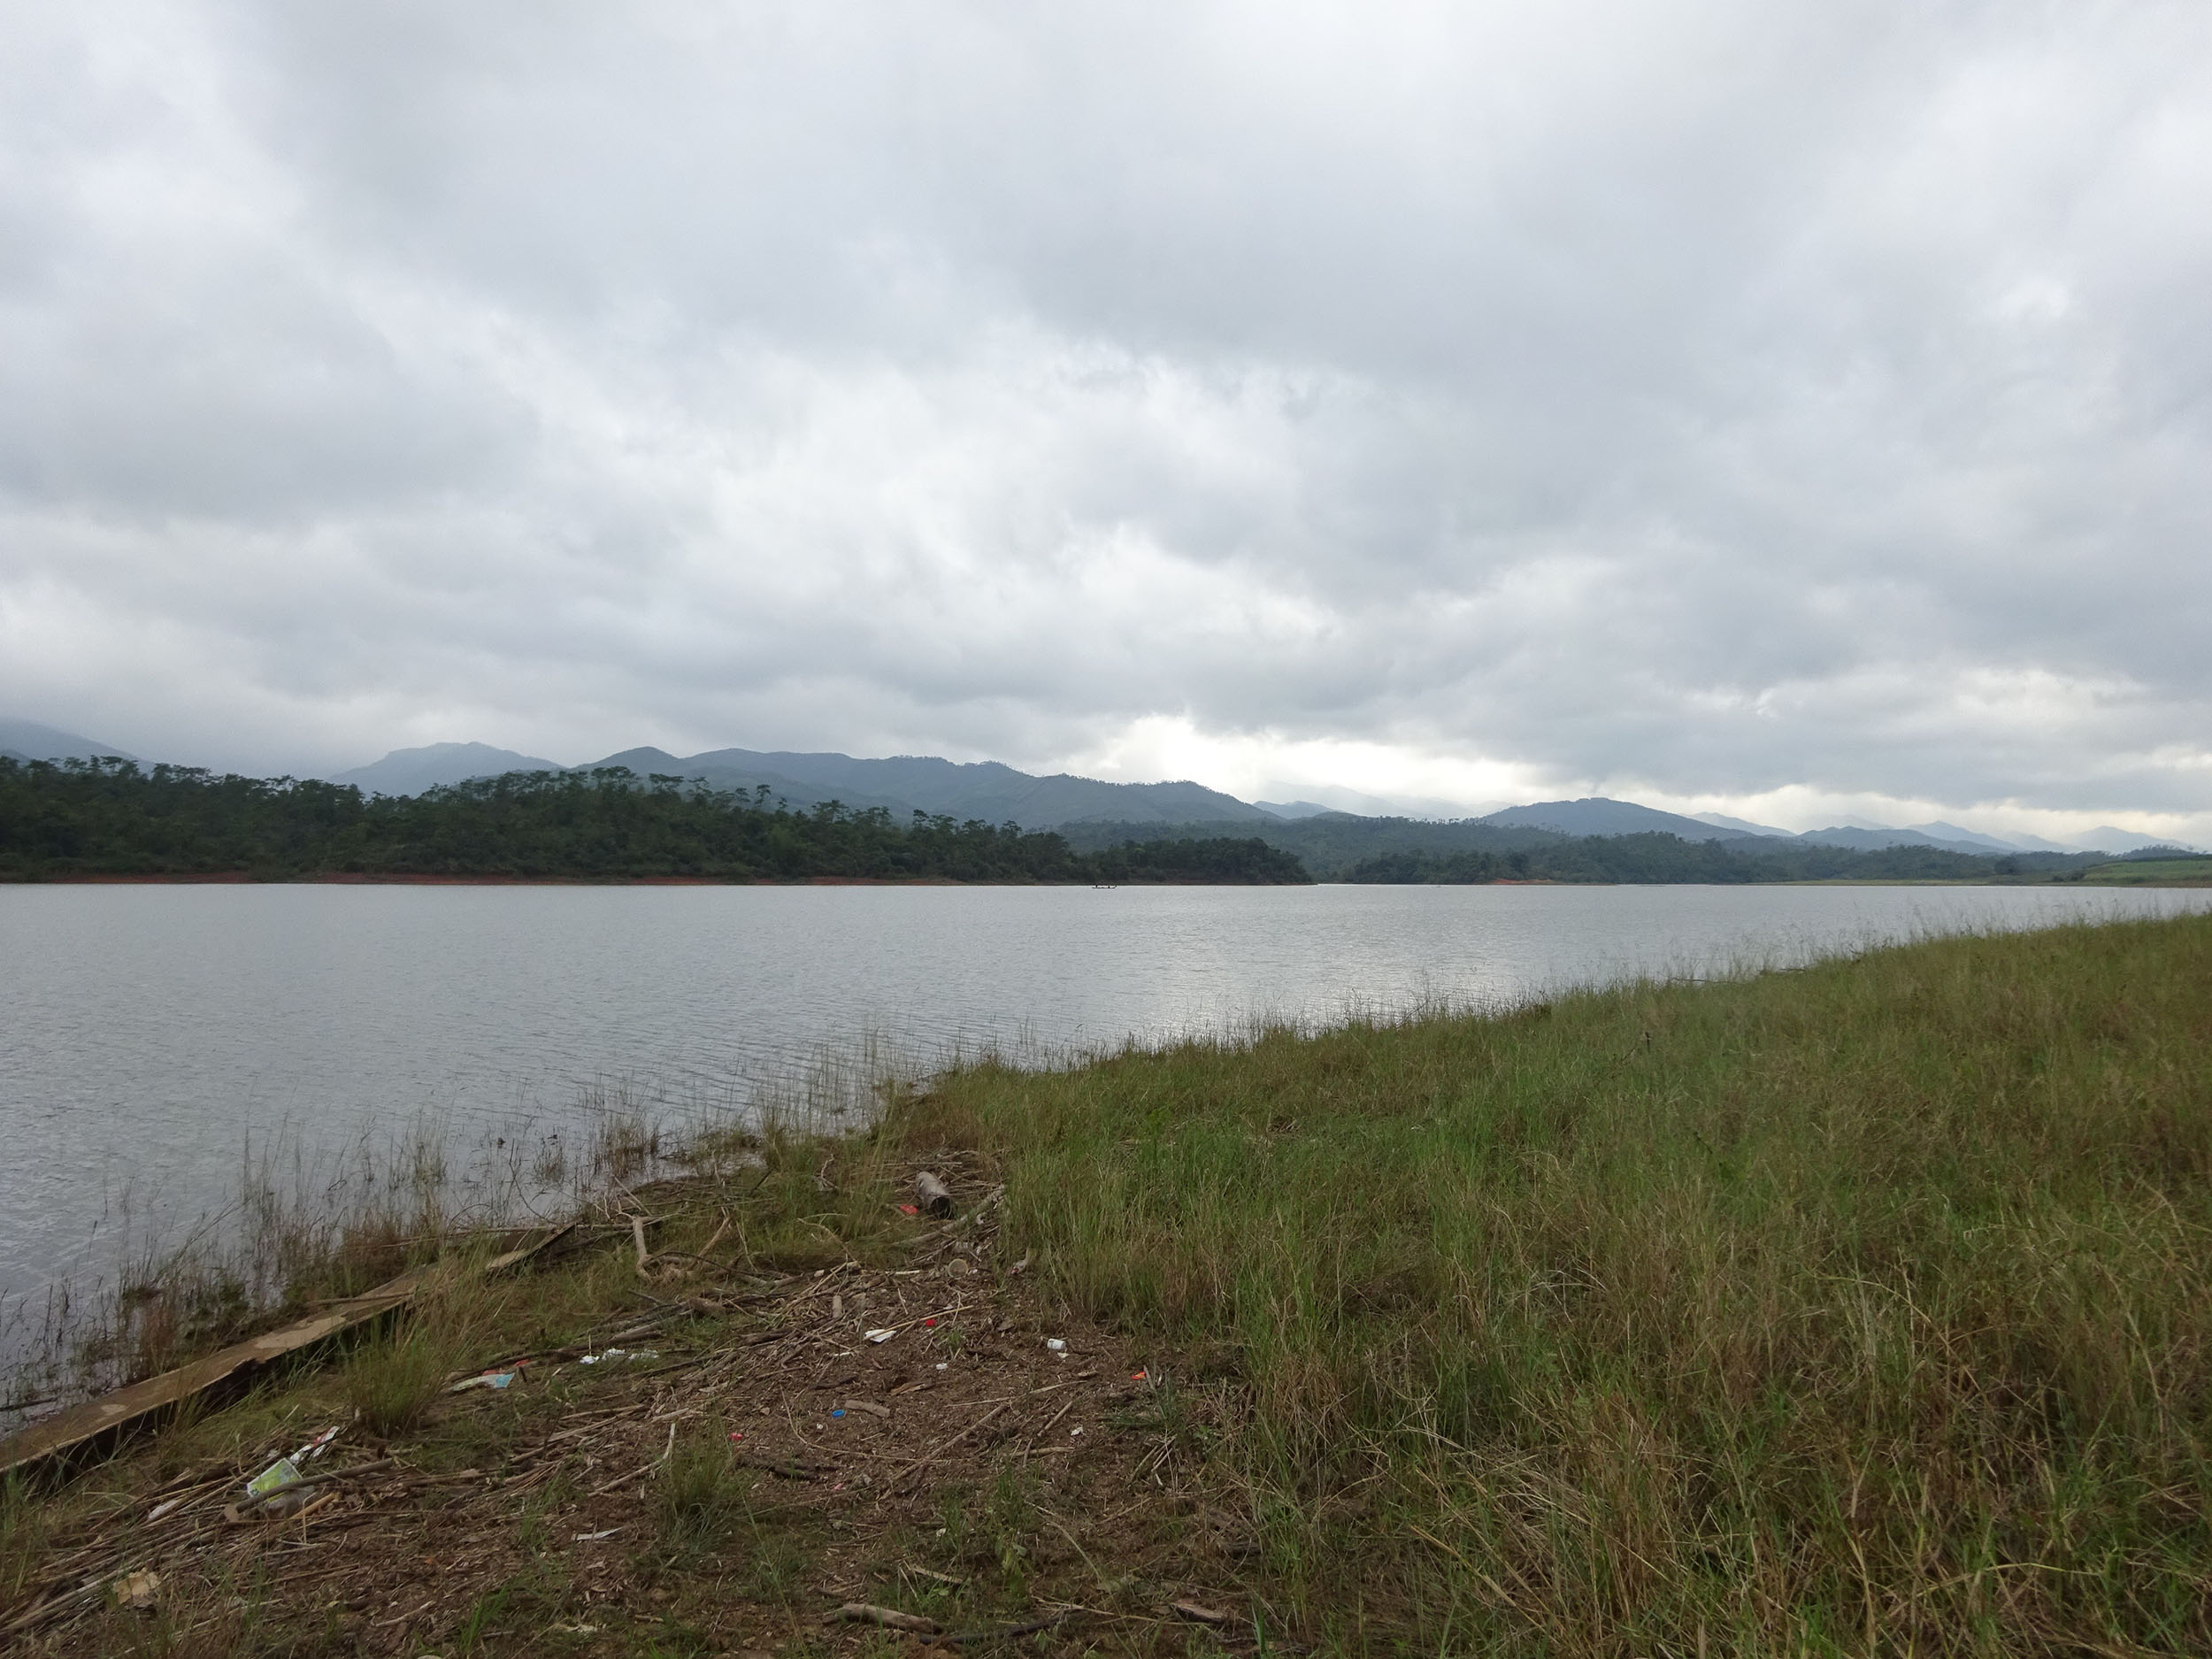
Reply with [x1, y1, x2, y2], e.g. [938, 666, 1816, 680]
[901, 913, 2212, 1652]
[2082, 855, 2212, 886]
[6, 915, 2209, 1655]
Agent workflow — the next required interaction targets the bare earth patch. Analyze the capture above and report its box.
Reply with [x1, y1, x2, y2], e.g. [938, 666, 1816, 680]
[4, 1162, 1262, 1658]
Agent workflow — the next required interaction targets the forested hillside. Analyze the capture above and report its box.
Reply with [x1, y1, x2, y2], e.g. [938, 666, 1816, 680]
[0, 759, 1309, 884]
[1064, 814, 2103, 883]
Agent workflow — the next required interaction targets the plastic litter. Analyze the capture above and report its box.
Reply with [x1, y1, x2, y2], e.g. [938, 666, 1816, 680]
[935, 1362, 949, 1371]
[864, 1327, 898, 1344]
[293, 1425, 342, 1461]
[234, 1455, 314, 1518]
[829, 1408, 846, 1418]
[1131, 1370, 1148, 1381]
[245, 1456, 303, 1502]
[579, 1348, 659, 1365]
[1043, 1338, 1067, 1353]
[572, 1527, 621, 1541]
[448, 1370, 519, 1394]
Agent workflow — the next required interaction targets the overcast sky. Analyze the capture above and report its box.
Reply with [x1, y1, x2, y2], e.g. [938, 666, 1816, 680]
[3, 1, 2208, 839]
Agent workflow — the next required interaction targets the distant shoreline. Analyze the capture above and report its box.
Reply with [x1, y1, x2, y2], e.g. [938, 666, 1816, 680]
[0, 872, 1262, 887]
[11, 873, 2209, 888]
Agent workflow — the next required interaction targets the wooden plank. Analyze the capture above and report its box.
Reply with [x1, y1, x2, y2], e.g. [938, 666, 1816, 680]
[0, 1274, 421, 1480]
[0, 1220, 580, 1481]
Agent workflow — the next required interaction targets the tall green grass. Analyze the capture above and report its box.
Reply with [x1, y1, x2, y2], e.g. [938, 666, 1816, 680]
[901, 916, 2212, 1654]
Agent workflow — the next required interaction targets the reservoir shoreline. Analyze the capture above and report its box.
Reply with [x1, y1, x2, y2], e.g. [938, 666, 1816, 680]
[4, 912, 2208, 1653]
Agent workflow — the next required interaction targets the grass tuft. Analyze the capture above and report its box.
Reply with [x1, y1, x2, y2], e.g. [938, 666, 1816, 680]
[652, 1425, 753, 1556]
[342, 1266, 506, 1439]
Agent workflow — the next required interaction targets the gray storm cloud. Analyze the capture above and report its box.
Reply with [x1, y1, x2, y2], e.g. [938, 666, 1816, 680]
[0, 0, 2207, 833]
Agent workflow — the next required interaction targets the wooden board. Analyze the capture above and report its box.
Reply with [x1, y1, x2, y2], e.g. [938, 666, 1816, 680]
[0, 1221, 580, 1480]
[0, 1275, 421, 1480]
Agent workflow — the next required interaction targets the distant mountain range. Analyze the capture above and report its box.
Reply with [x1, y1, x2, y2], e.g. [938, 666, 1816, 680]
[4, 716, 2199, 854]
[326, 740, 1266, 827]
[580, 746, 1269, 826]
[1503, 797, 2182, 856]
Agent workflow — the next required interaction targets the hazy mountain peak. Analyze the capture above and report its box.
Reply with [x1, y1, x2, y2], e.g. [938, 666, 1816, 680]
[331, 741, 565, 796]
[2075, 826, 2204, 854]
[1691, 810, 1797, 838]
[1480, 797, 1757, 842]
[0, 717, 139, 763]
[1903, 819, 2020, 853]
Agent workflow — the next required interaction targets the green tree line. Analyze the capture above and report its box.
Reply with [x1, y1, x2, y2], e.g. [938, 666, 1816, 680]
[1064, 815, 2107, 883]
[1342, 832, 2093, 884]
[0, 758, 1310, 884]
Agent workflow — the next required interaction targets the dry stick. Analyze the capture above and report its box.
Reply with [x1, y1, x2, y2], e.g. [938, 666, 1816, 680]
[1025, 1393, 1081, 1450]
[738, 1452, 831, 1482]
[584, 1418, 680, 1498]
[395, 1466, 484, 1491]
[367, 1598, 434, 1631]
[853, 1296, 972, 1344]
[787, 1261, 859, 1305]
[890, 1401, 1012, 1491]
[142, 1462, 238, 1501]
[647, 1251, 726, 1271]
[827, 1602, 940, 1635]
[942, 1609, 1070, 1643]
[627, 1353, 717, 1382]
[631, 1215, 654, 1278]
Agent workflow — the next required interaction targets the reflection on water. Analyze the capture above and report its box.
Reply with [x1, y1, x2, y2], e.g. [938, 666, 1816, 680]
[3, 880, 2207, 1310]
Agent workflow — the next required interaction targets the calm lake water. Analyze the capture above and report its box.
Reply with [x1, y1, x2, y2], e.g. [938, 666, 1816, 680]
[4, 881, 2208, 1313]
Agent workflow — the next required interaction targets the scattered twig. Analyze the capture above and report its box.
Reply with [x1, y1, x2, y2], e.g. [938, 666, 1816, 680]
[738, 1452, 833, 1482]
[827, 1602, 940, 1635]
[892, 1401, 1010, 1489]
[585, 1420, 680, 1497]
[1171, 1599, 1233, 1624]
[942, 1609, 1070, 1643]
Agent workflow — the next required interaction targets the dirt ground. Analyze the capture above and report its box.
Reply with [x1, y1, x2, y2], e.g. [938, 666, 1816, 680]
[2, 1165, 1271, 1658]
